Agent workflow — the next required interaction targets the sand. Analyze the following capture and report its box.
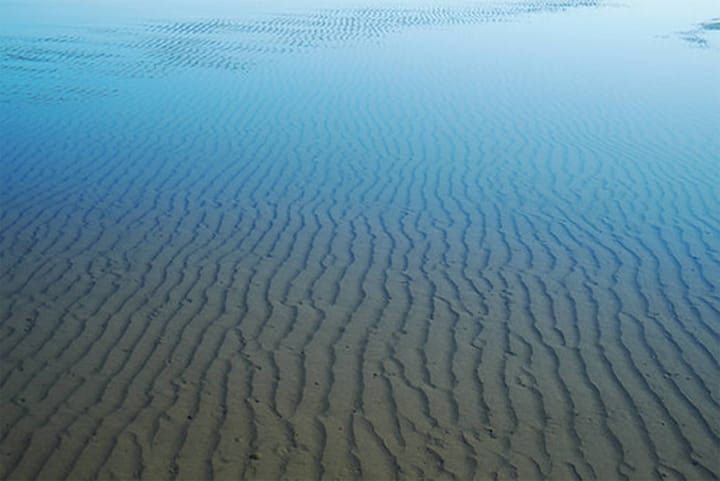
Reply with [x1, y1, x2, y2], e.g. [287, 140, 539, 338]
[1, 0, 719, 480]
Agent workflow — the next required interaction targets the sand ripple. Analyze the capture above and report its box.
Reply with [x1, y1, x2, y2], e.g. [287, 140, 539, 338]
[1, 0, 718, 480]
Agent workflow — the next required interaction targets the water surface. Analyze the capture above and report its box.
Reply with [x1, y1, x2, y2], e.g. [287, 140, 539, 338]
[1, 0, 719, 479]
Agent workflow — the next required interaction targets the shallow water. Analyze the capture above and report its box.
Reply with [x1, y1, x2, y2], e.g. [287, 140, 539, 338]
[1, 1, 719, 479]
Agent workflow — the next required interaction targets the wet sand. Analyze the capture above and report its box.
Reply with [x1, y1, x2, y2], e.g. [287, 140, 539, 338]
[1, 1, 719, 480]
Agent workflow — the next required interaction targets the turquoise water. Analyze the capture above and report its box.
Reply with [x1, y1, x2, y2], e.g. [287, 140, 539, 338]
[1, 1, 719, 479]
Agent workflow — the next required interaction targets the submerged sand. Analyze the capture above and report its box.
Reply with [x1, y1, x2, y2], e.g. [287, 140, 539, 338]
[1, 1, 719, 480]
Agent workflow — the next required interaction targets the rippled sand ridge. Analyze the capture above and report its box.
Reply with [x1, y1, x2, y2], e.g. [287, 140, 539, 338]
[1, 0, 719, 480]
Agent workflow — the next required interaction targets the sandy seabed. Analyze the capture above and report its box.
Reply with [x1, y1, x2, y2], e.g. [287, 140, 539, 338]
[1, 1, 719, 480]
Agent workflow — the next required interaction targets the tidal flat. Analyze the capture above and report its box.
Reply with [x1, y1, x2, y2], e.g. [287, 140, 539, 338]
[1, 0, 719, 479]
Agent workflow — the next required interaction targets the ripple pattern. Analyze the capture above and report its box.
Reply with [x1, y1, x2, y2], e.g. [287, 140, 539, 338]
[0, 0, 600, 103]
[1, 1, 719, 480]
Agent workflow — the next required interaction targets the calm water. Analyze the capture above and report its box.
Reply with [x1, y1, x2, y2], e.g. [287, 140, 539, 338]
[1, 0, 719, 479]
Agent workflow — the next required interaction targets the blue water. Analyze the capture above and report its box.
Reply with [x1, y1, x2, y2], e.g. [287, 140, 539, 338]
[1, 1, 719, 479]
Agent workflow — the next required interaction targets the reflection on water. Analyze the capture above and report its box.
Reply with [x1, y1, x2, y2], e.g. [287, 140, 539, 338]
[1, 1, 718, 480]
